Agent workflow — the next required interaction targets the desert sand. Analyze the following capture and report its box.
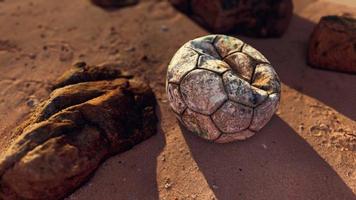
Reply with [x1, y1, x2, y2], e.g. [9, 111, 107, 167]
[0, 0, 355, 199]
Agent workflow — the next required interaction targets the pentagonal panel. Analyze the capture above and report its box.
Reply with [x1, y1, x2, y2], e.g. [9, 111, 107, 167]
[252, 64, 280, 94]
[224, 52, 255, 81]
[197, 54, 230, 74]
[185, 35, 220, 59]
[180, 69, 227, 115]
[242, 44, 270, 64]
[182, 109, 221, 140]
[249, 93, 280, 131]
[167, 46, 199, 84]
[223, 71, 268, 107]
[213, 35, 244, 58]
[212, 101, 253, 133]
[215, 130, 255, 143]
[166, 83, 186, 114]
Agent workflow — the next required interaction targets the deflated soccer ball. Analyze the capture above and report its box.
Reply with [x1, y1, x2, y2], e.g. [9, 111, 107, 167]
[166, 35, 281, 143]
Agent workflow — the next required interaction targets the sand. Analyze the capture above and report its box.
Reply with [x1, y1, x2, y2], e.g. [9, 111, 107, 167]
[0, 0, 355, 199]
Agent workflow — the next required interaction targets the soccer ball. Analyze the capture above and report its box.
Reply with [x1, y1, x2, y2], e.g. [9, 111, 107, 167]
[166, 35, 280, 143]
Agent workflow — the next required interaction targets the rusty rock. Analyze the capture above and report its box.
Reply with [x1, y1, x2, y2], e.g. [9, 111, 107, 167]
[0, 63, 157, 200]
[308, 15, 356, 74]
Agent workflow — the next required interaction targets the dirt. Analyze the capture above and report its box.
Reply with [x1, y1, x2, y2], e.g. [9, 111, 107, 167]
[0, 0, 355, 199]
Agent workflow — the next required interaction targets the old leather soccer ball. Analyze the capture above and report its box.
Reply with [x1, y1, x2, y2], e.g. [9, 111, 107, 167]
[166, 35, 281, 143]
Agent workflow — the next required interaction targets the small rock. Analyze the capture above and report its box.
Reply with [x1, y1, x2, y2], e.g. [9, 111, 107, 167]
[160, 25, 169, 32]
[308, 15, 356, 73]
[262, 144, 268, 149]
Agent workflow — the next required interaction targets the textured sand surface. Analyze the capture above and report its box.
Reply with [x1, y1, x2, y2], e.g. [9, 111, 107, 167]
[0, 0, 355, 199]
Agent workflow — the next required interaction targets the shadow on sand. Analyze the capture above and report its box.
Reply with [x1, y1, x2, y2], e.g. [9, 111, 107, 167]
[181, 115, 355, 199]
[68, 105, 166, 200]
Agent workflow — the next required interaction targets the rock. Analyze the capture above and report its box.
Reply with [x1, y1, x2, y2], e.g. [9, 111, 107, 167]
[0, 63, 157, 200]
[169, 0, 293, 37]
[91, 0, 138, 8]
[308, 15, 356, 73]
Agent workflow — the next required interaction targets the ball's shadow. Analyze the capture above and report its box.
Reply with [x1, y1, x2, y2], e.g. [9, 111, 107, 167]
[180, 115, 355, 199]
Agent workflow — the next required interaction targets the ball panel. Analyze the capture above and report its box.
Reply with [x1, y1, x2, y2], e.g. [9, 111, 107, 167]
[185, 35, 220, 59]
[224, 52, 255, 81]
[197, 54, 230, 74]
[222, 71, 268, 107]
[252, 63, 281, 94]
[213, 35, 244, 58]
[215, 130, 255, 143]
[212, 101, 253, 133]
[249, 93, 280, 131]
[166, 83, 186, 114]
[167, 46, 199, 84]
[242, 44, 270, 64]
[180, 69, 227, 115]
[182, 109, 221, 140]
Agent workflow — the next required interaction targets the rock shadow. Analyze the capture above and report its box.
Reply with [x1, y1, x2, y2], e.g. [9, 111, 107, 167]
[67, 105, 166, 200]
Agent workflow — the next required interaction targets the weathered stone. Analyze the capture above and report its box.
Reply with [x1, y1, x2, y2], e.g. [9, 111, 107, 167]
[167, 83, 186, 114]
[197, 54, 229, 74]
[167, 35, 280, 143]
[182, 109, 221, 140]
[169, 0, 293, 37]
[308, 15, 356, 74]
[252, 64, 280, 94]
[215, 130, 255, 143]
[250, 93, 279, 131]
[224, 52, 255, 81]
[167, 46, 199, 84]
[212, 101, 253, 133]
[223, 71, 268, 107]
[180, 69, 227, 115]
[0, 63, 157, 200]
[90, 0, 138, 8]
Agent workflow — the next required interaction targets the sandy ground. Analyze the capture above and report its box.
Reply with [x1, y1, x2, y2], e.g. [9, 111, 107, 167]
[0, 0, 355, 199]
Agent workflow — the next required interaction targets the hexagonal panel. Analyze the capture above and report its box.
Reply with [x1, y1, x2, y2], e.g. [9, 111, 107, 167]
[252, 64, 280, 94]
[212, 101, 253, 133]
[185, 35, 220, 59]
[167, 46, 199, 84]
[182, 109, 221, 140]
[223, 71, 268, 107]
[224, 52, 255, 81]
[242, 44, 270, 64]
[249, 93, 280, 131]
[215, 130, 255, 143]
[180, 69, 227, 115]
[213, 35, 244, 58]
[197, 54, 230, 74]
[166, 83, 186, 114]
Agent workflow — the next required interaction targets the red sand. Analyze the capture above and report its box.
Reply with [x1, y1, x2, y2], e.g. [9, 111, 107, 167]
[0, 0, 355, 199]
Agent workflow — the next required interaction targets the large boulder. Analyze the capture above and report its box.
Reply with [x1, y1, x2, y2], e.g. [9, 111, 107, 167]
[0, 63, 157, 200]
[170, 0, 293, 37]
[308, 15, 356, 73]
